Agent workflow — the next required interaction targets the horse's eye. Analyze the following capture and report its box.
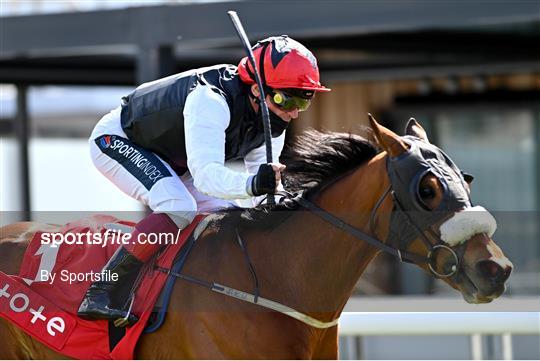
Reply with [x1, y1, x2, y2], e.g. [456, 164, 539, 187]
[419, 186, 436, 200]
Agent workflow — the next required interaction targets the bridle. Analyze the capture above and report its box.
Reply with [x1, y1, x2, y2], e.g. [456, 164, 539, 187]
[294, 191, 461, 279]
[293, 136, 473, 279]
[376, 185, 461, 278]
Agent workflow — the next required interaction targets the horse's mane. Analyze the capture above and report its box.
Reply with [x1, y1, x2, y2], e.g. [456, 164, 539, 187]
[281, 129, 379, 193]
[219, 129, 379, 229]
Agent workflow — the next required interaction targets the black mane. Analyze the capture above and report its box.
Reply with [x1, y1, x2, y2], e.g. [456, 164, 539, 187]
[220, 129, 379, 228]
[281, 129, 379, 193]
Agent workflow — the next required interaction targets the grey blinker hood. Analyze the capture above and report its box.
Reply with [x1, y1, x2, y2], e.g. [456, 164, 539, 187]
[386, 136, 472, 248]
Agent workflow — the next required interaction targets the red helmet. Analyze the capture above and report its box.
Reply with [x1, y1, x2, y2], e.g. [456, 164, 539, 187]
[238, 35, 330, 93]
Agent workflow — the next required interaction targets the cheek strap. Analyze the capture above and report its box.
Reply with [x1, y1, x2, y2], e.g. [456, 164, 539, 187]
[439, 206, 497, 247]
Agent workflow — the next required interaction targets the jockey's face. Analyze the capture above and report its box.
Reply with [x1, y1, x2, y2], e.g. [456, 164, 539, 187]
[250, 84, 300, 122]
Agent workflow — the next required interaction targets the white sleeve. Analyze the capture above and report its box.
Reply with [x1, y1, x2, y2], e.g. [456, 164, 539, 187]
[184, 85, 251, 199]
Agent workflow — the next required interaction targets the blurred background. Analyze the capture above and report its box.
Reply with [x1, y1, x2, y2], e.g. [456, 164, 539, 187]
[1, 0, 539, 359]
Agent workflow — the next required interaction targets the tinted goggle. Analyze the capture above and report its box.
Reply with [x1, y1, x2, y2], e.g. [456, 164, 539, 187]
[270, 89, 313, 112]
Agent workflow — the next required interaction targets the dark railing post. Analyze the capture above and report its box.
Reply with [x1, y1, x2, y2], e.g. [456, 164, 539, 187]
[15, 84, 31, 221]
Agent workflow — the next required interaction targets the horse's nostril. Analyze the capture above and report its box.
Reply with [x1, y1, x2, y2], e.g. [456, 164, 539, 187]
[476, 260, 507, 282]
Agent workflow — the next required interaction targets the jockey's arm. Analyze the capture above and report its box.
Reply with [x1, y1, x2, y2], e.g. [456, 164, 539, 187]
[184, 85, 253, 200]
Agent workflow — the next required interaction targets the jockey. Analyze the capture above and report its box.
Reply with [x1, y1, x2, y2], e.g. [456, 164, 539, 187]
[77, 35, 330, 325]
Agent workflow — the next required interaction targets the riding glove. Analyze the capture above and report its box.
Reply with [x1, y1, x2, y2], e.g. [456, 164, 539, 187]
[250, 164, 277, 196]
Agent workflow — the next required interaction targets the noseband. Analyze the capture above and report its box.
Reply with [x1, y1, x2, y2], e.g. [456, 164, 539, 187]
[294, 136, 475, 279]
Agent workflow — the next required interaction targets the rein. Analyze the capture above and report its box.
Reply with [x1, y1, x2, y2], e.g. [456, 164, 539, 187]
[155, 265, 339, 329]
[155, 204, 340, 329]
[295, 195, 426, 264]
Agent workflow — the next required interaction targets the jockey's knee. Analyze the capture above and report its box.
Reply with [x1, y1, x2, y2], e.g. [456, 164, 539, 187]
[148, 176, 198, 228]
[165, 211, 195, 229]
[152, 198, 197, 229]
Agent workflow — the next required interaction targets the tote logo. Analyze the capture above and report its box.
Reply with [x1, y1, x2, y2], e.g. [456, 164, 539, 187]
[0, 281, 66, 337]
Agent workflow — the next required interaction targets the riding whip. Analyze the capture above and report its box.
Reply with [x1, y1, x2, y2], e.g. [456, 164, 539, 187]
[227, 11, 275, 205]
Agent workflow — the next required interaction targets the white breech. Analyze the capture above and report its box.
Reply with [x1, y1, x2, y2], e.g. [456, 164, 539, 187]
[89, 107, 236, 227]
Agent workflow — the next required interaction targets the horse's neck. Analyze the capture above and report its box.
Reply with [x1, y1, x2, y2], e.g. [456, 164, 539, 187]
[252, 153, 390, 321]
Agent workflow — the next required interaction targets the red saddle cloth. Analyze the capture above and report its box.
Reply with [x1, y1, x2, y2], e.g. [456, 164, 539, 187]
[0, 214, 204, 359]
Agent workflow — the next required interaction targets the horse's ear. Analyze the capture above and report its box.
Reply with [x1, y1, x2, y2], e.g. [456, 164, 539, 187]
[368, 113, 409, 157]
[405, 118, 430, 143]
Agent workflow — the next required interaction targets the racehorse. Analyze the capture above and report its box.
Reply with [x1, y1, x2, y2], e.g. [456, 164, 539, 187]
[0, 116, 512, 359]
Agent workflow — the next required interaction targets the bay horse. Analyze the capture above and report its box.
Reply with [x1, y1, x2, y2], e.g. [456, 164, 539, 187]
[0, 117, 512, 359]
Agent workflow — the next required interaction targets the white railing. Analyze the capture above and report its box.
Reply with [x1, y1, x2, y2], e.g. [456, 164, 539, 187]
[338, 312, 539, 360]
